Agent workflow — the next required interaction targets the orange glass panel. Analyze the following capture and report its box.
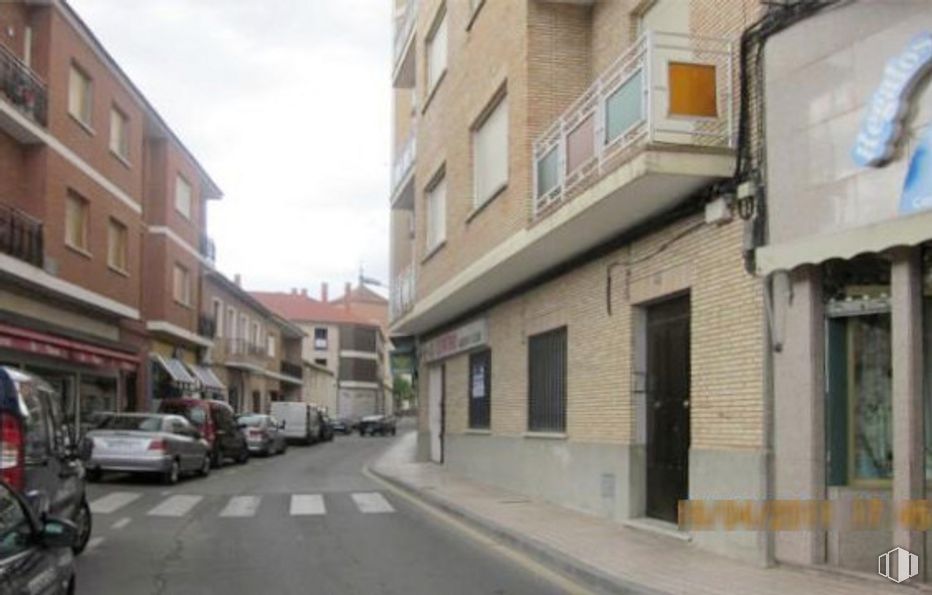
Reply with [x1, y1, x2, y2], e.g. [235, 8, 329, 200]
[668, 62, 717, 118]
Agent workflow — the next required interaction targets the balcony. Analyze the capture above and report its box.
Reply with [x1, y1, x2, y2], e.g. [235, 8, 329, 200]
[389, 265, 416, 324]
[392, 0, 416, 88]
[533, 31, 733, 218]
[199, 233, 216, 266]
[197, 314, 217, 339]
[0, 43, 46, 131]
[391, 32, 736, 336]
[0, 202, 43, 268]
[280, 360, 303, 380]
[225, 338, 266, 358]
[390, 131, 416, 209]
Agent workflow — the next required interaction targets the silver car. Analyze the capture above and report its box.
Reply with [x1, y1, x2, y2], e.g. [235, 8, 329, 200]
[238, 414, 288, 456]
[84, 413, 211, 484]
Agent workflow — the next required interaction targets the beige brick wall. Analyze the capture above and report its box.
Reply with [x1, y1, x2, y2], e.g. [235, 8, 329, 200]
[421, 213, 764, 451]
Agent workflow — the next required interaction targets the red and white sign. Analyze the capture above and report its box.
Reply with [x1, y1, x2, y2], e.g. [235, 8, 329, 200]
[422, 319, 488, 363]
[0, 322, 138, 372]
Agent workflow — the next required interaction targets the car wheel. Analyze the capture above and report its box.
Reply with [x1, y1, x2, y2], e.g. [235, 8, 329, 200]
[72, 498, 92, 554]
[86, 468, 102, 483]
[237, 446, 249, 464]
[198, 455, 211, 477]
[211, 449, 224, 469]
[391, 428, 397, 436]
[163, 459, 181, 485]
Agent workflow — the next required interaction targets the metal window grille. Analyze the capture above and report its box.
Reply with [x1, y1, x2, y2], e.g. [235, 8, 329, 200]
[468, 349, 491, 429]
[527, 327, 567, 432]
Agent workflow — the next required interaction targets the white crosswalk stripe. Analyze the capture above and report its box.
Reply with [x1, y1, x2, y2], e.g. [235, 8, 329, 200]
[290, 495, 326, 516]
[90, 492, 140, 514]
[147, 495, 203, 517]
[219, 496, 261, 518]
[351, 492, 395, 514]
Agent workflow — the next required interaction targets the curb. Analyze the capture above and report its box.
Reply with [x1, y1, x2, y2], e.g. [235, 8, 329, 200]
[366, 463, 666, 595]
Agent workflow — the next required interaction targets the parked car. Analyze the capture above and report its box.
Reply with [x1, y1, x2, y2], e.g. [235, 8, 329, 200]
[357, 415, 396, 437]
[237, 414, 287, 456]
[269, 402, 322, 445]
[318, 412, 334, 442]
[159, 398, 249, 467]
[84, 413, 211, 484]
[330, 417, 353, 435]
[0, 367, 92, 554]
[0, 479, 78, 594]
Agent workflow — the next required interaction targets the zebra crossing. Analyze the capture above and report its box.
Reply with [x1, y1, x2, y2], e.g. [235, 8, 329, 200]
[89, 490, 395, 519]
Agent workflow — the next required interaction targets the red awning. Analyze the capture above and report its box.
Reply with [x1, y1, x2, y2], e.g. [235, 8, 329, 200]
[0, 322, 139, 372]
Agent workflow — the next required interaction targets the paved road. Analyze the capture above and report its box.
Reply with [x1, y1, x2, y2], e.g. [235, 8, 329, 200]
[75, 431, 581, 595]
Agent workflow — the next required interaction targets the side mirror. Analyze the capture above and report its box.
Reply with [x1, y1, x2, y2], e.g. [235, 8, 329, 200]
[39, 518, 79, 549]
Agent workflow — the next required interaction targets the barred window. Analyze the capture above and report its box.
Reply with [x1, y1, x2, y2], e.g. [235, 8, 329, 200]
[468, 349, 491, 429]
[527, 327, 567, 433]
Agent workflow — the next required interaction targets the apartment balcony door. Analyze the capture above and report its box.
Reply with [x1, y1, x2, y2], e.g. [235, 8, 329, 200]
[428, 364, 444, 464]
[645, 294, 691, 524]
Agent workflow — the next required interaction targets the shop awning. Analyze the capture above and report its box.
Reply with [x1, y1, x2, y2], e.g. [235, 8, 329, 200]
[153, 355, 196, 386]
[188, 365, 226, 393]
[755, 209, 932, 275]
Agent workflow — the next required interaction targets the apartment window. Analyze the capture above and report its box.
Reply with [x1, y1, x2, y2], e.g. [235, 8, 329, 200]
[175, 175, 192, 219]
[425, 173, 446, 252]
[314, 328, 328, 349]
[226, 307, 237, 339]
[426, 5, 448, 93]
[267, 334, 276, 357]
[106, 218, 127, 272]
[240, 315, 248, 340]
[213, 299, 223, 338]
[68, 63, 92, 126]
[469, 349, 491, 429]
[109, 106, 130, 161]
[527, 327, 567, 433]
[314, 358, 327, 367]
[172, 264, 191, 306]
[473, 92, 508, 208]
[252, 322, 261, 347]
[65, 191, 89, 252]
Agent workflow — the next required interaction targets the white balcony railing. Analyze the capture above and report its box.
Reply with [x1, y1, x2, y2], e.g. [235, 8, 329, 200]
[393, 0, 416, 69]
[389, 265, 416, 323]
[391, 130, 416, 196]
[532, 31, 734, 218]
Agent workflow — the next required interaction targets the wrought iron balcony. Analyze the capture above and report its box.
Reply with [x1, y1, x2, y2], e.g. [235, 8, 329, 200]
[198, 315, 217, 339]
[390, 131, 416, 208]
[0, 202, 43, 268]
[389, 264, 416, 323]
[280, 360, 303, 379]
[532, 31, 734, 219]
[0, 43, 47, 126]
[393, 0, 416, 73]
[225, 338, 266, 358]
[199, 233, 216, 265]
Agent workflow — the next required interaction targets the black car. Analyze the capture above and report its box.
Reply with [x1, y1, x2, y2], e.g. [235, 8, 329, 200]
[357, 415, 397, 437]
[0, 367, 92, 554]
[330, 418, 353, 435]
[0, 479, 78, 594]
[319, 413, 334, 442]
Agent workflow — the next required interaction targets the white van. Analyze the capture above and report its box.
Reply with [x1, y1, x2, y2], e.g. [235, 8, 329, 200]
[269, 402, 322, 445]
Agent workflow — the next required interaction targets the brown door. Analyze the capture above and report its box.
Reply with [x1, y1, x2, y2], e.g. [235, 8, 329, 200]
[645, 294, 690, 523]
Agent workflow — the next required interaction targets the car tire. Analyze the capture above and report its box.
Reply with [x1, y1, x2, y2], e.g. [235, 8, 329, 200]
[236, 446, 249, 464]
[72, 498, 92, 555]
[163, 459, 180, 485]
[211, 449, 224, 469]
[391, 428, 397, 436]
[86, 468, 101, 483]
[198, 455, 211, 477]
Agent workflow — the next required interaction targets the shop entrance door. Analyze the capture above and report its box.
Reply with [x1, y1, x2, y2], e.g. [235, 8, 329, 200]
[645, 294, 691, 523]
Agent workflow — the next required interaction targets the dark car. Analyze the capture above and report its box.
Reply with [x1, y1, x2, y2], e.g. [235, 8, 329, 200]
[330, 417, 353, 435]
[237, 414, 287, 456]
[158, 398, 248, 467]
[0, 367, 92, 554]
[318, 413, 334, 442]
[0, 479, 78, 594]
[357, 415, 397, 437]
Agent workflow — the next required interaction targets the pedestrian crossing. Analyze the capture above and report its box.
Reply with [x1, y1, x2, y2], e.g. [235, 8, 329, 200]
[89, 490, 395, 519]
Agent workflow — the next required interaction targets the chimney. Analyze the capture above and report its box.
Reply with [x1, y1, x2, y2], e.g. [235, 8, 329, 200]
[234, 274, 241, 287]
[291, 288, 298, 295]
[301, 288, 308, 297]
[344, 282, 352, 309]
[320, 282, 329, 302]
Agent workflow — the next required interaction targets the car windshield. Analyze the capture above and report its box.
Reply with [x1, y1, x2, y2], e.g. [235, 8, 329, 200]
[98, 415, 164, 432]
[162, 403, 207, 427]
[238, 415, 265, 427]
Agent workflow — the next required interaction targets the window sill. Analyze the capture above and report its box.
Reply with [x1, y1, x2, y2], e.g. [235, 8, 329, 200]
[466, 0, 486, 31]
[523, 431, 567, 440]
[65, 242, 92, 260]
[466, 183, 507, 225]
[107, 264, 129, 278]
[68, 112, 95, 136]
[421, 240, 446, 265]
[174, 299, 193, 310]
[464, 428, 491, 435]
[421, 70, 446, 115]
[110, 149, 132, 169]
[174, 208, 192, 221]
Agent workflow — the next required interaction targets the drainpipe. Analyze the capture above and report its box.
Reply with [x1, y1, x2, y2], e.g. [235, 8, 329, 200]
[761, 272, 777, 567]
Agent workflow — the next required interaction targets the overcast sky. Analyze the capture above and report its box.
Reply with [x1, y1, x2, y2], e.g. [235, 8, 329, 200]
[70, 0, 392, 299]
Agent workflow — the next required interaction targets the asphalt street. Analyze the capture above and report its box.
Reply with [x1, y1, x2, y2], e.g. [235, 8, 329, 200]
[74, 430, 583, 595]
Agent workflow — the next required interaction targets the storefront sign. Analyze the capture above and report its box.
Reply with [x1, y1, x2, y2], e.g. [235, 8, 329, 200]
[852, 31, 932, 168]
[900, 128, 932, 215]
[422, 319, 488, 363]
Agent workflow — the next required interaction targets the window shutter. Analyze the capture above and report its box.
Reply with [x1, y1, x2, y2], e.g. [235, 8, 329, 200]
[474, 95, 508, 206]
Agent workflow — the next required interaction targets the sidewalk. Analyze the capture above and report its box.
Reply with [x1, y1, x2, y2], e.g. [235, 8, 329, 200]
[368, 432, 920, 595]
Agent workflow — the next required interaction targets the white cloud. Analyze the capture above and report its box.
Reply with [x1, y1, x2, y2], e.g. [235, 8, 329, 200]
[69, 0, 393, 292]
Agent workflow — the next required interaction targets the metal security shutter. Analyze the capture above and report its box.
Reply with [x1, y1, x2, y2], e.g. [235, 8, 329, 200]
[468, 349, 491, 429]
[527, 327, 567, 432]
